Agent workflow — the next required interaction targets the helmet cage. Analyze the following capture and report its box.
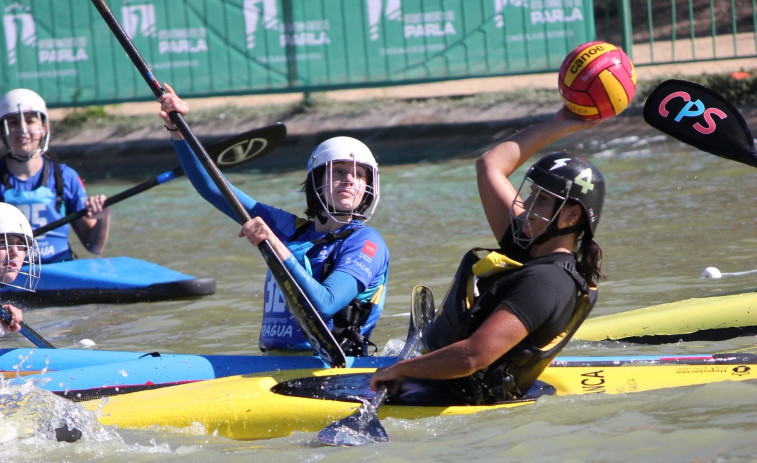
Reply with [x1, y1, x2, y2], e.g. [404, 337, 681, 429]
[0, 88, 50, 161]
[0, 231, 41, 292]
[310, 156, 379, 224]
[525, 153, 605, 239]
[509, 174, 571, 250]
[2, 109, 50, 161]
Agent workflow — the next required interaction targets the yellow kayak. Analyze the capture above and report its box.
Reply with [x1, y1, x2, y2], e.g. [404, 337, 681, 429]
[83, 352, 756, 441]
[575, 290, 757, 342]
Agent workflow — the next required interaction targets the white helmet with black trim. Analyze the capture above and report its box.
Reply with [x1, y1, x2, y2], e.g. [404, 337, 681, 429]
[305, 136, 380, 224]
[0, 88, 51, 161]
[0, 202, 41, 292]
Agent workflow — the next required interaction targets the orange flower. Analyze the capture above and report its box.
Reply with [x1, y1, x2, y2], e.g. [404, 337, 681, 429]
[731, 71, 751, 80]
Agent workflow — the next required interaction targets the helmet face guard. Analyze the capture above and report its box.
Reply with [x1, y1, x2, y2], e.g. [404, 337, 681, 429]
[510, 153, 605, 250]
[509, 176, 570, 250]
[0, 204, 41, 292]
[306, 136, 379, 224]
[0, 88, 50, 161]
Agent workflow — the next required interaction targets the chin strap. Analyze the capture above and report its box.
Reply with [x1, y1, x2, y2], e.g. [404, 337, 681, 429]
[529, 221, 584, 248]
[315, 211, 329, 225]
[318, 208, 367, 224]
[8, 150, 40, 162]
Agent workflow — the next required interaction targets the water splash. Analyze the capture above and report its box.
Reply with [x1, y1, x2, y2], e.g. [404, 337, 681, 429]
[0, 380, 121, 447]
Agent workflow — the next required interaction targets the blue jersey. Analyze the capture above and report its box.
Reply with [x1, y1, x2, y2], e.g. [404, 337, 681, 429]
[171, 139, 390, 352]
[258, 212, 389, 351]
[0, 157, 87, 263]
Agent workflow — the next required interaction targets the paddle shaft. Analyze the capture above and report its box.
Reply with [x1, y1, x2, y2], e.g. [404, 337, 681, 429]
[369, 286, 432, 412]
[89, 1, 240, 216]
[0, 306, 55, 348]
[317, 286, 434, 445]
[91, 0, 346, 367]
[368, 286, 432, 416]
[32, 122, 286, 237]
[34, 167, 180, 236]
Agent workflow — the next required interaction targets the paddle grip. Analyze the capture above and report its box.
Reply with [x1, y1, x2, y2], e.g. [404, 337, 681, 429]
[33, 166, 183, 237]
[0, 307, 55, 348]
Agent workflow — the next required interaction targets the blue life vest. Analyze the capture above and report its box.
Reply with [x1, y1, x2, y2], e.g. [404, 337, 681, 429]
[1, 155, 73, 263]
[259, 223, 385, 355]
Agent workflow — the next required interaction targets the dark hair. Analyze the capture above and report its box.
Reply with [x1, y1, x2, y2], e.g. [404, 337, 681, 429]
[576, 237, 604, 287]
[572, 202, 605, 287]
[300, 165, 326, 220]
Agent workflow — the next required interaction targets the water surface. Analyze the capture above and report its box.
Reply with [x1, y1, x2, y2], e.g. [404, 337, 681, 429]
[1, 129, 756, 462]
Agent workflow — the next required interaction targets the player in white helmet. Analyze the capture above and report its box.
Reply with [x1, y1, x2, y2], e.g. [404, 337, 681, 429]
[0, 88, 111, 264]
[158, 84, 389, 356]
[0, 202, 41, 335]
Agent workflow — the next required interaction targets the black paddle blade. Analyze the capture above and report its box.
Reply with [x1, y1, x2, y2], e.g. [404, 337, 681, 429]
[317, 286, 435, 446]
[411, 285, 435, 336]
[318, 411, 388, 446]
[210, 122, 287, 168]
[643, 79, 757, 167]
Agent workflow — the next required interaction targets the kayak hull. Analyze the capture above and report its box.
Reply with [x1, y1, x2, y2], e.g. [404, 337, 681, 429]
[5, 346, 752, 402]
[576, 289, 757, 343]
[0, 256, 215, 305]
[5, 346, 755, 441]
[81, 353, 757, 441]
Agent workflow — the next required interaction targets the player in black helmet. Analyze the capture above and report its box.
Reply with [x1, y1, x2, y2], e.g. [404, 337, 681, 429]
[504, 151, 605, 286]
[371, 108, 606, 404]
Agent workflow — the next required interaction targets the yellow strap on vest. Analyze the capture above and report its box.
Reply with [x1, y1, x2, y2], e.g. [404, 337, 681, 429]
[461, 250, 524, 311]
[471, 251, 523, 278]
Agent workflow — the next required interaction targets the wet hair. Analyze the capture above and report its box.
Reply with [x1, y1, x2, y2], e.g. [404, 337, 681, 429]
[570, 200, 605, 287]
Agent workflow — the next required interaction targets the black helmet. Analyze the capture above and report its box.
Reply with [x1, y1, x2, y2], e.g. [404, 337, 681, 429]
[525, 152, 605, 237]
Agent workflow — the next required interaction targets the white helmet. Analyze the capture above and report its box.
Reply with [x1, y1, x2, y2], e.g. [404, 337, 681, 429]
[0, 88, 51, 161]
[305, 136, 380, 223]
[0, 203, 41, 292]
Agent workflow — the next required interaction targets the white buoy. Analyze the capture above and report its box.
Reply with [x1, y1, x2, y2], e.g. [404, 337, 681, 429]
[78, 338, 96, 347]
[701, 267, 722, 279]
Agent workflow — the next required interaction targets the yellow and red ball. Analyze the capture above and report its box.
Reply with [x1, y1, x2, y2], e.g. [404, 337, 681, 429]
[558, 41, 637, 119]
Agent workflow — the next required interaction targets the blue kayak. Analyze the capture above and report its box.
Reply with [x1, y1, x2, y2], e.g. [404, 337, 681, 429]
[0, 347, 393, 400]
[0, 256, 215, 306]
[2, 346, 752, 402]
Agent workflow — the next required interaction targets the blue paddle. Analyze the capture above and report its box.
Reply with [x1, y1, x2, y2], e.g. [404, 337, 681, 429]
[0, 306, 54, 348]
[90, 0, 347, 367]
[33, 123, 286, 237]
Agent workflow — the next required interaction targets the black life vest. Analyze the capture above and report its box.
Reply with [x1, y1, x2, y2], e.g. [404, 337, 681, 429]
[423, 248, 597, 404]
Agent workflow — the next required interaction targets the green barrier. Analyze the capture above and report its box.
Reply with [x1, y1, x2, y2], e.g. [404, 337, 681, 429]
[0, 0, 595, 107]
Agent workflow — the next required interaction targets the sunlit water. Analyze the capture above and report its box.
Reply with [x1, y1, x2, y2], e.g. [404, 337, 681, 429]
[1, 127, 756, 461]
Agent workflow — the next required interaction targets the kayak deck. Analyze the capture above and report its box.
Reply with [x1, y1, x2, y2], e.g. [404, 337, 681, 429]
[81, 353, 757, 441]
[0, 256, 215, 305]
[575, 289, 757, 343]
